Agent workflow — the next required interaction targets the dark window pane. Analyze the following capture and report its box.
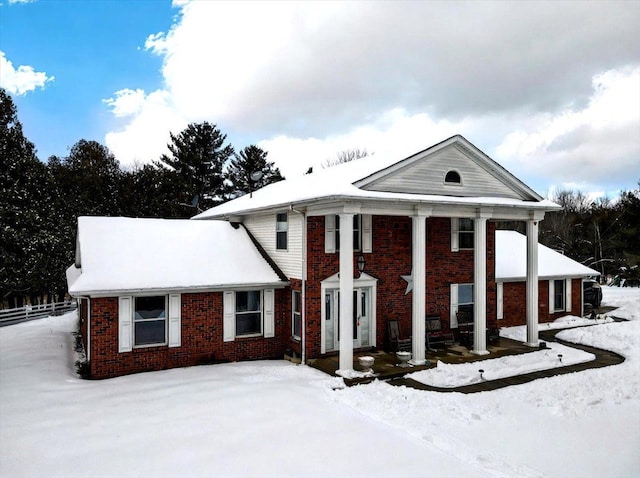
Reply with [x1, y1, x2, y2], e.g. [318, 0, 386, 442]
[236, 291, 260, 313]
[236, 312, 261, 335]
[460, 232, 474, 249]
[554, 280, 564, 310]
[445, 171, 461, 183]
[459, 284, 474, 304]
[277, 231, 287, 249]
[134, 320, 165, 345]
[459, 218, 474, 231]
[135, 296, 165, 320]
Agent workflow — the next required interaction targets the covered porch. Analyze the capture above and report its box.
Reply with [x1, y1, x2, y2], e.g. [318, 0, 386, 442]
[309, 335, 538, 384]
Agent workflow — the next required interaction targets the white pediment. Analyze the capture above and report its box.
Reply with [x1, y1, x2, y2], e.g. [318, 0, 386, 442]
[355, 136, 541, 201]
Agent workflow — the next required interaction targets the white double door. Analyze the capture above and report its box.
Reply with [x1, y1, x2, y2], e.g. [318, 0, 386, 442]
[324, 287, 371, 352]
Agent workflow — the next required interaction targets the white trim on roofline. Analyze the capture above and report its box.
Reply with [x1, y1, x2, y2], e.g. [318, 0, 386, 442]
[497, 274, 597, 283]
[200, 195, 559, 221]
[70, 281, 290, 298]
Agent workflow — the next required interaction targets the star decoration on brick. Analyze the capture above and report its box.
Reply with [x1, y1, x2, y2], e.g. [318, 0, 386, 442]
[401, 270, 413, 295]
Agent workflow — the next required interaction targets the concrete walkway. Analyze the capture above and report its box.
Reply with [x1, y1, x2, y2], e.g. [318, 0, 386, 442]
[386, 325, 625, 393]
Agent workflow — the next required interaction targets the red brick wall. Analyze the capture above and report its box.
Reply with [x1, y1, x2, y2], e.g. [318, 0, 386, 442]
[501, 278, 583, 327]
[87, 290, 289, 379]
[304, 215, 496, 357]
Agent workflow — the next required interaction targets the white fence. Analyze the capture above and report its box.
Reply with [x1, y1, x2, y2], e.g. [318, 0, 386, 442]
[0, 301, 78, 326]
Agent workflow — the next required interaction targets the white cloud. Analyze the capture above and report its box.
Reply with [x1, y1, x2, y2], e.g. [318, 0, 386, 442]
[103, 2, 640, 194]
[0, 51, 53, 96]
[103, 89, 148, 118]
[104, 90, 187, 168]
[495, 66, 640, 190]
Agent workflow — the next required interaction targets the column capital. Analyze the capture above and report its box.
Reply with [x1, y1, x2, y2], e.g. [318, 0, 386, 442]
[475, 208, 493, 219]
[339, 204, 361, 215]
[413, 205, 432, 217]
[528, 210, 545, 222]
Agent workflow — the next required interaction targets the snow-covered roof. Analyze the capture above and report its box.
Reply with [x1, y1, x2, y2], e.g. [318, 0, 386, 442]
[496, 230, 600, 281]
[195, 135, 559, 219]
[68, 217, 286, 296]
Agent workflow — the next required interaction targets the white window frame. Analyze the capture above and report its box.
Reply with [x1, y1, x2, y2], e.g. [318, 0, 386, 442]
[450, 283, 474, 328]
[235, 290, 263, 337]
[276, 212, 288, 250]
[549, 279, 572, 313]
[326, 214, 372, 254]
[292, 290, 301, 340]
[451, 218, 474, 252]
[119, 294, 181, 352]
[444, 170, 462, 185]
[133, 295, 168, 348]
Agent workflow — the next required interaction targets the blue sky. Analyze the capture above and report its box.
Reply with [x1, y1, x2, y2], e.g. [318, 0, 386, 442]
[1, 1, 639, 198]
[1, 0, 171, 157]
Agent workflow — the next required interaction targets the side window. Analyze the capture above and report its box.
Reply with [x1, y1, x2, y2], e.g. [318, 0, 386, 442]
[134, 296, 167, 346]
[335, 215, 362, 252]
[553, 279, 565, 311]
[276, 212, 288, 250]
[235, 290, 262, 336]
[458, 218, 474, 249]
[292, 290, 301, 340]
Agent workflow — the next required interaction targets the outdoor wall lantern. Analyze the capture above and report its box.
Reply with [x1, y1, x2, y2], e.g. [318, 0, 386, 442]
[357, 254, 366, 275]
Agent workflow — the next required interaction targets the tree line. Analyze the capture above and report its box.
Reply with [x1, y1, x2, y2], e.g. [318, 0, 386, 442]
[1, 89, 283, 308]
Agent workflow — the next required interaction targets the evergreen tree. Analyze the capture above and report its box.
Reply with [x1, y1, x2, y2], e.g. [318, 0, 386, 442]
[226, 145, 284, 198]
[0, 88, 53, 306]
[155, 122, 234, 213]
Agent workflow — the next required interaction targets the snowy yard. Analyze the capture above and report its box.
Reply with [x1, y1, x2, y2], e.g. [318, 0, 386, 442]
[1, 287, 639, 478]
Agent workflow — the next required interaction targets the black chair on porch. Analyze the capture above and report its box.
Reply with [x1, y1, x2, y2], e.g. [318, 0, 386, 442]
[426, 315, 455, 350]
[388, 319, 411, 352]
[456, 310, 474, 347]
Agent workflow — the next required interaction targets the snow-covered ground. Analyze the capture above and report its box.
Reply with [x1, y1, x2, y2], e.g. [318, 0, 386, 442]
[1, 286, 639, 477]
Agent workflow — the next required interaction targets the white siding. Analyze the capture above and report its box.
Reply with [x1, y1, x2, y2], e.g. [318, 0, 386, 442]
[243, 212, 303, 279]
[363, 146, 524, 199]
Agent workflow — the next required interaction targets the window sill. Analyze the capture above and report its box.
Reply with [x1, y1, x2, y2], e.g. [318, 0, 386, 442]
[133, 342, 167, 349]
[235, 333, 263, 339]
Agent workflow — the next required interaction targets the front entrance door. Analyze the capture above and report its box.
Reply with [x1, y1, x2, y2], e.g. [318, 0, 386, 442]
[324, 287, 371, 352]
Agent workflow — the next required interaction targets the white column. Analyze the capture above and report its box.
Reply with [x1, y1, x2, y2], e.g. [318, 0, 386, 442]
[525, 218, 539, 347]
[472, 214, 489, 355]
[410, 210, 427, 365]
[339, 212, 354, 371]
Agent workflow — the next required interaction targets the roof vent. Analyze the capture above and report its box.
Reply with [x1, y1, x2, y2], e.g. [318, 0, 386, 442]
[445, 170, 461, 184]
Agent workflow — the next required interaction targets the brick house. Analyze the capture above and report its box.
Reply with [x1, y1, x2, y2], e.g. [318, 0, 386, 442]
[67, 135, 598, 379]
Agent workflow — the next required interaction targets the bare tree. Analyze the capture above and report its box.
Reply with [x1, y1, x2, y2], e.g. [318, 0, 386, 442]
[321, 148, 370, 168]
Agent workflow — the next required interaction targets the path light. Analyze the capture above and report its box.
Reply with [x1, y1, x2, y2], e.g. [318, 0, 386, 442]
[558, 354, 563, 363]
[479, 369, 485, 380]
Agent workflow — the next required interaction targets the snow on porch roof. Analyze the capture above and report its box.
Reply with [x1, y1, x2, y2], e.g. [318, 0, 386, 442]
[194, 135, 558, 220]
[496, 230, 600, 281]
[68, 217, 286, 296]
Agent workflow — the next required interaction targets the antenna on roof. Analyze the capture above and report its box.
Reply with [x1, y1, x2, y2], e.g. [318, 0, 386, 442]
[177, 194, 203, 215]
[249, 171, 263, 198]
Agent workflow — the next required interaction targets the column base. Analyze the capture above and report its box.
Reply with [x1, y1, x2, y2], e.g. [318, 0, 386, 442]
[524, 341, 540, 348]
[471, 349, 490, 356]
[409, 358, 428, 366]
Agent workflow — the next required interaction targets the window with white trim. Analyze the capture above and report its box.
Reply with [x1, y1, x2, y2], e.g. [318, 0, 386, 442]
[276, 212, 288, 250]
[458, 283, 474, 317]
[134, 296, 167, 346]
[451, 217, 474, 251]
[553, 279, 565, 312]
[335, 214, 362, 252]
[235, 290, 262, 336]
[292, 290, 301, 340]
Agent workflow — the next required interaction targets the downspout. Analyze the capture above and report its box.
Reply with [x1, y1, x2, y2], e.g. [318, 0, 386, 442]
[290, 205, 307, 364]
[76, 296, 91, 362]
